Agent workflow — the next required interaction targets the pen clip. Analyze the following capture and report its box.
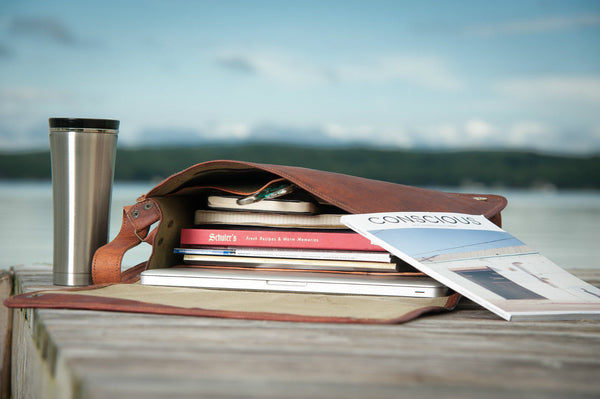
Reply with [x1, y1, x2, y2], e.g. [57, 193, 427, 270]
[237, 183, 296, 205]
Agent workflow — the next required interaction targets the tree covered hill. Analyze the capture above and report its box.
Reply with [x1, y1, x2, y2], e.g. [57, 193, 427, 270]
[1, 144, 599, 189]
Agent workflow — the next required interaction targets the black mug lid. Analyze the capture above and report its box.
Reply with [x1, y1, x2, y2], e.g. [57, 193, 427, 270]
[49, 118, 120, 130]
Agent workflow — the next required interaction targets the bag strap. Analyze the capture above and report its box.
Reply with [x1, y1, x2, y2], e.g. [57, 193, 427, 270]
[92, 199, 160, 284]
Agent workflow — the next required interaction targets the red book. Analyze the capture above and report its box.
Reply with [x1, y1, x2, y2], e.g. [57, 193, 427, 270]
[180, 228, 386, 252]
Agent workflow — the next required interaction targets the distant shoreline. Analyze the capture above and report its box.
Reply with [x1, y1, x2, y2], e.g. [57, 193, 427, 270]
[1, 144, 599, 189]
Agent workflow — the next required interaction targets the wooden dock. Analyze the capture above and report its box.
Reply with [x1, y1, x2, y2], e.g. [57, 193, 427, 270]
[3, 264, 600, 399]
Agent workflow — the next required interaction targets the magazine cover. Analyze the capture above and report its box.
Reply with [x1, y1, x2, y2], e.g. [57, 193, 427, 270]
[341, 212, 600, 321]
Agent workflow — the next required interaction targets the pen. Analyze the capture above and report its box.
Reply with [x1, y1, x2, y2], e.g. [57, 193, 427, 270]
[237, 183, 296, 205]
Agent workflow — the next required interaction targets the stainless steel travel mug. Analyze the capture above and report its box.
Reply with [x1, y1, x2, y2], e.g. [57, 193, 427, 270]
[49, 118, 119, 285]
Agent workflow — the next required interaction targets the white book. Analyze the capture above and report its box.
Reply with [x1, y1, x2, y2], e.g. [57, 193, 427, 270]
[207, 195, 318, 213]
[194, 209, 346, 229]
[174, 247, 395, 263]
[342, 212, 600, 321]
[181, 253, 401, 272]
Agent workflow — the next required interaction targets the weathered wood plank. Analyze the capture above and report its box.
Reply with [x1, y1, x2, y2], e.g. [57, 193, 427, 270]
[0, 270, 13, 399]
[9, 265, 600, 399]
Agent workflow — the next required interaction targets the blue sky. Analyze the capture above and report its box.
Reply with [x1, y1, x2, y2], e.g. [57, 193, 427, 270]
[1, 0, 599, 153]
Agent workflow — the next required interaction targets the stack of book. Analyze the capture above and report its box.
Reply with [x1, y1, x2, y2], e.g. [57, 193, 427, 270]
[175, 193, 412, 273]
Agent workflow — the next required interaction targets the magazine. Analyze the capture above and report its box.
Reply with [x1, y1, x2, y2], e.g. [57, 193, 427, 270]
[341, 212, 600, 321]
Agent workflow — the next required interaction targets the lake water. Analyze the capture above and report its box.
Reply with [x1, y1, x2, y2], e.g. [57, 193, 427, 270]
[1, 181, 599, 270]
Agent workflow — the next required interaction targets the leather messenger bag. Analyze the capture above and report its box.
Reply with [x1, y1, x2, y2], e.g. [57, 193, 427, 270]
[92, 160, 507, 285]
[7, 160, 507, 323]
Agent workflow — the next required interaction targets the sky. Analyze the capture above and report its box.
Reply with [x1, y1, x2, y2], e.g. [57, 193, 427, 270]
[1, 0, 599, 153]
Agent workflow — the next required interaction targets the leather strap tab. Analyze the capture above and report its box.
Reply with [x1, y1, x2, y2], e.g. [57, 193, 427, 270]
[92, 199, 161, 284]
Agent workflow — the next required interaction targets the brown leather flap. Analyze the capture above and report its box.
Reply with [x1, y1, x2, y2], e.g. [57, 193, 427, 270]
[144, 160, 507, 218]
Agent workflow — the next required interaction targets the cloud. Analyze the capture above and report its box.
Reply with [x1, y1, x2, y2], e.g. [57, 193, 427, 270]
[412, 120, 502, 149]
[0, 120, 48, 150]
[503, 121, 600, 153]
[214, 53, 259, 75]
[0, 86, 87, 150]
[323, 123, 374, 140]
[322, 123, 413, 147]
[214, 51, 331, 86]
[214, 123, 251, 139]
[8, 16, 80, 46]
[378, 118, 600, 154]
[464, 119, 497, 140]
[0, 87, 55, 119]
[465, 14, 600, 37]
[323, 120, 501, 149]
[215, 51, 462, 90]
[593, 125, 600, 140]
[119, 113, 600, 154]
[3, 112, 596, 154]
[335, 55, 463, 90]
[506, 121, 556, 148]
[495, 76, 600, 104]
